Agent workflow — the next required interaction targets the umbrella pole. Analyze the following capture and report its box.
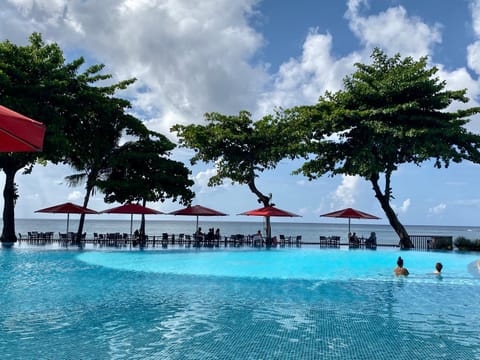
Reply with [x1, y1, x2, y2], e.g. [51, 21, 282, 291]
[130, 214, 133, 236]
[66, 213, 70, 233]
[196, 216, 199, 233]
[348, 218, 351, 234]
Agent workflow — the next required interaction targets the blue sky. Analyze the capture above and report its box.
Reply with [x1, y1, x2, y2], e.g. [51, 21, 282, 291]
[1, 0, 480, 227]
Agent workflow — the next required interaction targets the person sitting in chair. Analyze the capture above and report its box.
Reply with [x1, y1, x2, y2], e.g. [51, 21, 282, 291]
[253, 230, 263, 241]
[349, 232, 360, 246]
[365, 232, 377, 248]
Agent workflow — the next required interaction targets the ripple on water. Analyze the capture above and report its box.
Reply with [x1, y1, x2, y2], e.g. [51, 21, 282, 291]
[1, 248, 480, 359]
[77, 248, 480, 284]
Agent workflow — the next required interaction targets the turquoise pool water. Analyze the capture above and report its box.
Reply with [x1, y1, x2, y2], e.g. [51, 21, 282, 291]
[1, 247, 479, 359]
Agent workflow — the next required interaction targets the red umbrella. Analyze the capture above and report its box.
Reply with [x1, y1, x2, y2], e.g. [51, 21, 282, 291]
[0, 105, 46, 152]
[240, 206, 300, 218]
[35, 202, 98, 232]
[101, 203, 163, 235]
[169, 205, 227, 233]
[320, 207, 380, 234]
[239, 206, 301, 238]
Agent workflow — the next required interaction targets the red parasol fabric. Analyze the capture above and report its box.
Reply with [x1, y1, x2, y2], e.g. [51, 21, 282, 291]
[320, 207, 380, 234]
[0, 105, 46, 152]
[101, 203, 163, 215]
[36, 202, 98, 232]
[239, 206, 300, 218]
[239, 206, 301, 239]
[101, 203, 163, 235]
[169, 205, 227, 233]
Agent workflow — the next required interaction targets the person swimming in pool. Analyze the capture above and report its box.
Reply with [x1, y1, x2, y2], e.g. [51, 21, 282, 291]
[394, 256, 409, 276]
[433, 262, 443, 274]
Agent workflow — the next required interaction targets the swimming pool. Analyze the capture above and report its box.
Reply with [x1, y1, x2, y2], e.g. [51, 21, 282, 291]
[0, 247, 479, 359]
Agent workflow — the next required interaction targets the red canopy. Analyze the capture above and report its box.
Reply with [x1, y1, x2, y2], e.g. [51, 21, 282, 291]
[169, 205, 227, 217]
[101, 203, 163, 235]
[239, 206, 300, 239]
[101, 203, 163, 215]
[320, 207, 380, 234]
[36, 202, 98, 232]
[36, 202, 98, 215]
[0, 105, 46, 152]
[320, 207, 380, 220]
[169, 205, 227, 232]
[240, 206, 300, 217]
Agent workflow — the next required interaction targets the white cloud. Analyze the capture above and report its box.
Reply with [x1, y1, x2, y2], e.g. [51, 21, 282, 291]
[453, 199, 480, 206]
[298, 207, 309, 216]
[330, 175, 360, 208]
[67, 191, 83, 202]
[467, 41, 480, 74]
[3, 0, 268, 136]
[194, 166, 230, 194]
[194, 168, 216, 194]
[471, 0, 480, 36]
[345, 0, 442, 58]
[467, 1, 480, 83]
[428, 203, 447, 215]
[256, 30, 359, 117]
[2, 0, 480, 226]
[392, 198, 411, 214]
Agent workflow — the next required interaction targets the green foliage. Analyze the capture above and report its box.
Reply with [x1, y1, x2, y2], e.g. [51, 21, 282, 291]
[56, 48, 195, 234]
[0, 32, 103, 241]
[430, 236, 453, 250]
[172, 110, 299, 194]
[172, 110, 302, 238]
[285, 48, 480, 246]
[454, 236, 480, 251]
[293, 48, 480, 181]
[0, 32, 192, 241]
[0, 33, 85, 161]
[98, 134, 195, 205]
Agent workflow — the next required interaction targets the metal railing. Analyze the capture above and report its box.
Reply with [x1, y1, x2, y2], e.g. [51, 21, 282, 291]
[410, 235, 453, 250]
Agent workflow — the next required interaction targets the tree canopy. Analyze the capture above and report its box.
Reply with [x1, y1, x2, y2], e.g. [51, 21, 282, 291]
[0, 33, 95, 242]
[172, 110, 299, 238]
[62, 59, 195, 240]
[97, 135, 195, 235]
[99, 135, 194, 205]
[0, 33, 195, 243]
[289, 48, 480, 247]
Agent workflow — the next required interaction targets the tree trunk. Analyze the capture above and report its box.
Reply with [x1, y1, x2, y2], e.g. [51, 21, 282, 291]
[76, 185, 93, 245]
[1, 167, 19, 244]
[140, 199, 146, 236]
[370, 173, 414, 249]
[246, 179, 272, 239]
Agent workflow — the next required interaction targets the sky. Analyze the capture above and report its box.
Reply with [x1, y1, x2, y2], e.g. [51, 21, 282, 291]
[1, 0, 480, 227]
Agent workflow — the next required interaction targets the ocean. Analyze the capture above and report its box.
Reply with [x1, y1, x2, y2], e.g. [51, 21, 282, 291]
[12, 218, 480, 246]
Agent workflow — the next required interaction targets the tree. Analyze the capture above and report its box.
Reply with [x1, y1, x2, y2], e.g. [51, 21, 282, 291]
[0, 33, 87, 243]
[97, 135, 195, 235]
[62, 67, 151, 241]
[290, 49, 480, 248]
[171, 110, 298, 239]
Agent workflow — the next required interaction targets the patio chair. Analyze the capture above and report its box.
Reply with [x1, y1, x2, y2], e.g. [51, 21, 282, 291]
[295, 235, 302, 246]
[319, 236, 328, 247]
[331, 236, 340, 247]
[185, 234, 192, 247]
